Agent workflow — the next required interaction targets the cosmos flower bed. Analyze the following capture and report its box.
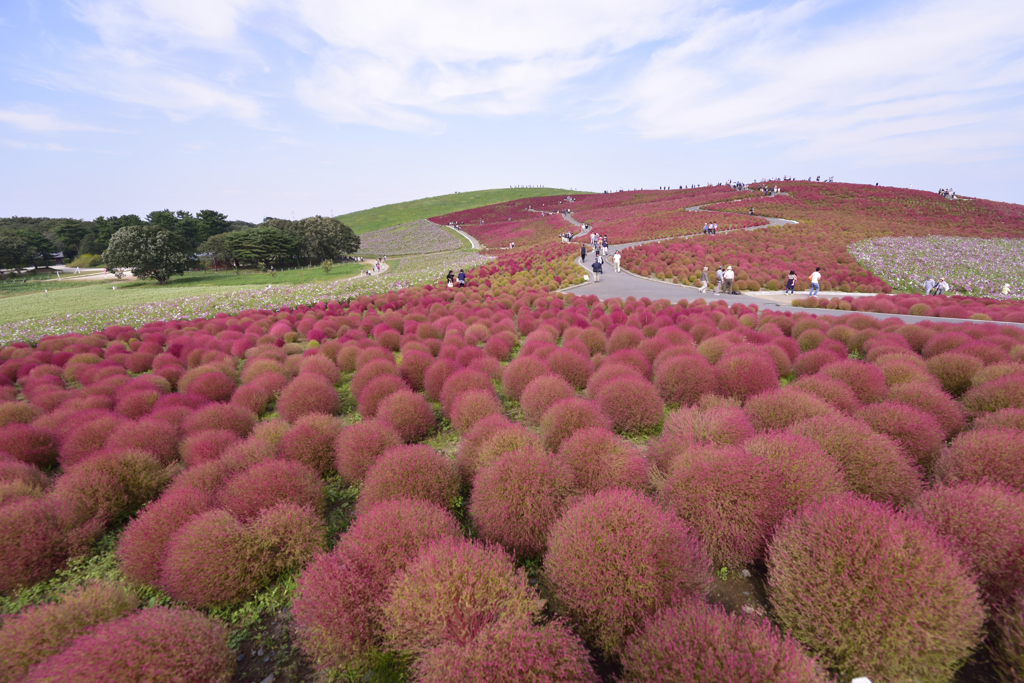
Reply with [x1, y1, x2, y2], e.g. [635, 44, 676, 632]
[570, 209, 767, 244]
[3, 279, 1024, 681]
[848, 235, 1024, 298]
[356, 220, 464, 256]
[792, 292, 1024, 323]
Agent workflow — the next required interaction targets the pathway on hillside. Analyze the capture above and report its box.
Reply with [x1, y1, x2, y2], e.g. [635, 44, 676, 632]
[435, 222, 482, 250]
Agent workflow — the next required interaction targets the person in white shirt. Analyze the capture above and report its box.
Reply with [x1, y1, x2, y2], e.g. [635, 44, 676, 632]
[612, 251, 621, 272]
[724, 266, 735, 294]
[809, 267, 821, 296]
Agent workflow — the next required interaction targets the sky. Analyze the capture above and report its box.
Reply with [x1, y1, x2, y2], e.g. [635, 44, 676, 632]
[2, 0, 1023, 223]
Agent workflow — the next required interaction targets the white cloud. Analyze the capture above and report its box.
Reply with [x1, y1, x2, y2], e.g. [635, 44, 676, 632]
[0, 107, 99, 132]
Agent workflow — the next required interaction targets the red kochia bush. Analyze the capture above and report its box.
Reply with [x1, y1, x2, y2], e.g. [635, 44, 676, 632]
[925, 352, 984, 397]
[501, 355, 548, 401]
[451, 389, 503, 434]
[470, 448, 573, 557]
[620, 600, 828, 683]
[398, 349, 434, 392]
[936, 428, 1024, 491]
[0, 424, 58, 468]
[184, 370, 236, 402]
[962, 375, 1024, 417]
[21, 607, 234, 683]
[58, 413, 119, 467]
[0, 497, 69, 594]
[974, 407, 1024, 431]
[789, 414, 922, 505]
[743, 432, 848, 511]
[539, 398, 611, 452]
[0, 582, 138, 683]
[457, 422, 540, 483]
[857, 401, 945, 469]
[661, 446, 788, 567]
[597, 376, 665, 434]
[888, 381, 965, 439]
[423, 359, 458, 401]
[117, 486, 214, 586]
[558, 428, 647, 494]
[661, 403, 754, 448]
[356, 373, 408, 418]
[181, 403, 256, 437]
[219, 459, 324, 522]
[714, 350, 779, 402]
[789, 375, 861, 413]
[356, 445, 459, 516]
[993, 593, 1024, 683]
[439, 369, 494, 416]
[520, 373, 576, 425]
[382, 537, 544, 656]
[547, 348, 594, 390]
[276, 373, 339, 422]
[334, 419, 402, 484]
[653, 353, 716, 407]
[743, 388, 835, 431]
[107, 417, 180, 465]
[818, 359, 889, 404]
[414, 618, 599, 683]
[914, 482, 1024, 605]
[544, 489, 711, 658]
[375, 390, 435, 443]
[767, 493, 984, 682]
[180, 429, 239, 467]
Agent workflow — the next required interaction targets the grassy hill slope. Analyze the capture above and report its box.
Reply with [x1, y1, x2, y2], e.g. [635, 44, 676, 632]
[337, 187, 586, 234]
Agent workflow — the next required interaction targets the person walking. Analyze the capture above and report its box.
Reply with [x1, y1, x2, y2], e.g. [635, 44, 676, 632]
[447, 270, 455, 288]
[457, 269, 466, 287]
[580, 245, 587, 263]
[724, 265, 735, 294]
[698, 266, 709, 293]
[714, 266, 724, 294]
[785, 269, 796, 294]
[591, 255, 603, 282]
[809, 267, 821, 296]
[613, 251, 621, 273]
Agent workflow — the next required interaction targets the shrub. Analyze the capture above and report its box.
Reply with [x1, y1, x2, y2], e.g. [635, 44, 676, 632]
[974, 408, 1024, 432]
[181, 403, 256, 437]
[470, 448, 573, 557]
[547, 348, 594, 390]
[818, 359, 889, 404]
[58, 413, 119, 467]
[457, 422, 541, 483]
[913, 482, 1024, 605]
[356, 373, 408, 418]
[277, 373, 339, 422]
[0, 401, 42, 427]
[662, 404, 754, 447]
[789, 414, 922, 505]
[117, 486, 214, 586]
[21, 607, 234, 683]
[857, 401, 945, 469]
[744, 432, 848, 510]
[219, 459, 324, 522]
[334, 419, 402, 484]
[714, 350, 779, 402]
[993, 593, 1024, 683]
[620, 600, 828, 683]
[544, 489, 710, 658]
[375, 390, 435, 443]
[0, 498, 68, 594]
[276, 413, 343, 476]
[558, 427, 647, 494]
[382, 537, 544, 656]
[184, 370, 236, 402]
[792, 348, 843, 377]
[51, 449, 170, 529]
[160, 509, 261, 608]
[585, 362, 643, 401]
[539, 398, 611, 452]
[451, 389, 504, 434]
[661, 445, 788, 567]
[0, 424, 58, 468]
[888, 381, 966, 439]
[114, 389, 161, 418]
[180, 429, 239, 468]
[936, 428, 1024, 491]
[0, 582, 138, 683]
[597, 376, 665, 435]
[520, 373, 576, 425]
[299, 354, 341, 384]
[0, 459, 49, 489]
[423, 358, 458, 401]
[356, 445, 459, 516]
[767, 493, 984, 682]
[439, 369, 494, 416]
[248, 502, 327, 577]
[415, 618, 598, 683]
[962, 375, 1024, 417]
[399, 349, 435, 392]
[107, 417, 179, 465]
[608, 325, 644, 352]
[744, 388, 835, 431]
[789, 375, 861, 413]
[925, 352, 985, 397]
[501, 355, 548, 401]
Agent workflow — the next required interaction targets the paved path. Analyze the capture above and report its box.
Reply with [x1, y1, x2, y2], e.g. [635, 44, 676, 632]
[436, 222, 482, 250]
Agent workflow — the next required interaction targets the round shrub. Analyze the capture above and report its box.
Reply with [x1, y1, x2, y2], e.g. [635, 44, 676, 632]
[744, 432, 848, 510]
[276, 413, 343, 477]
[661, 445, 788, 567]
[21, 607, 234, 683]
[117, 486, 214, 586]
[585, 362, 644, 401]
[277, 373, 338, 422]
[299, 354, 341, 384]
[398, 349, 434, 392]
[0, 424, 58, 468]
[375, 390, 435, 443]
[0, 497, 69, 594]
[415, 618, 598, 683]
[470, 448, 573, 557]
[914, 482, 1024, 605]
[539, 398, 611, 452]
[501, 355, 548, 401]
[107, 417, 179, 465]
[974, 408, 1024, 431]
[181, 403, 256, 437]
[662, 404, 754, 447]
[356, 373, 408, 418]
[608, 325, 644, 352]
[789, 375, 861, 413]
[185, 370, 236, 402]
[0, 459, 49, 489]
[180, 429, 239, 468]
[356, 445, 459, 516]
[423, 358, 458, 401]
[451, 389, 503, 434]
[248, 502, 327, 577]
[457, 422, 540, 483]
[113, 389, 160, 418]
[597, 376, 665, 435]
[818, 359, 888, 404]
[744, 388, 835, 431]
[962, 375, 1024, 417]
[219, 459, 324, 522]
[544, 489, 710, 658]
[520, 373, 576, 425]
[767, 493, 984, 682]
[51, 449, 170, 529]
[993, 592, 1024, 683]
[160, 509, 261, 608]
[0, 582, 138, 683]
[547, 348, 594, 390]
[925, 352, 984, 397]
[58, 413, 119, 467]
[792, 348, 843, 377]
[621, 600, 828, 683]
[789, 414, 922, 505]
[0, 401, 42, 427]
[936, 428, 1024, 491]
[439, 369, 494, 416]
[888, 381, 965, 439]
[334, 419, 402, 484]
[558, 427, 647, 494]
[714, 350, 779, 402]
[382, 537, 544, 656]
[857, 401, 945, 469]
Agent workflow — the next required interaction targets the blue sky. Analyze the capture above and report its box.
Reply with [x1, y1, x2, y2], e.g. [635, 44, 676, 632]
[2, 0, 1023, 222]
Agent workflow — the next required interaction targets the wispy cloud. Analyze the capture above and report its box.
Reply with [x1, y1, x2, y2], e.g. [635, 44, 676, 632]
[0, 106, 109, 132]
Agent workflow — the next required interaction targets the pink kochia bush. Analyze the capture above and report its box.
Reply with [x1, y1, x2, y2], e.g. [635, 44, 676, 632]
[374, 390, 435, 443]
[743, 432, 849, 510]
[558, 427, 648, 494]
[857, 400, 945, 469]
[597, 376, 665, 434]
[654, 353, 716, 407]
[0, 497, 72, 593]
[382, 537, 544, 656]
[414, 618, 598, 683]
[544, 489, 711, 659]
[21, 607, 235, 683]
[993, 593, 1024, 683]
[219, 459, 324, 522]
[714, 350, 779, 402]
[768, 493, 984, 683]
[0, 582, 138, 683]
[276, 413, 343, 476]
[355, 445, 459, 515]
[620, 600, 828, 683]
[744, 388, 835, 432]
[179, 429, 239, 468]
[520, 373, 576, 425]
[935, 428, 1024, 491]
[333, 419, 402, 484]
[539, 398, 611, 452]
[276, 373, 338, 422]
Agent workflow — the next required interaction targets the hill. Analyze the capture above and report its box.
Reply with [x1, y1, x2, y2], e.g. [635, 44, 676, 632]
[337, 187, 585, 234]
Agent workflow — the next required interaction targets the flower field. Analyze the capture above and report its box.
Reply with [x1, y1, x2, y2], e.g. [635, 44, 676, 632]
[3, 258, 1024, 681]
[791, 291, 1024, 323]
[356, 220, 465, 256]
[849, 235, 1024, 298]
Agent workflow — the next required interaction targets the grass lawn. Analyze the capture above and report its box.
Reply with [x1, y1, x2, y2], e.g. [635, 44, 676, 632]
[338, 187, 587, 234]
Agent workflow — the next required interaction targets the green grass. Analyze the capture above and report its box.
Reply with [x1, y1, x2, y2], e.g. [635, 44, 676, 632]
[338, 188, 587, 234]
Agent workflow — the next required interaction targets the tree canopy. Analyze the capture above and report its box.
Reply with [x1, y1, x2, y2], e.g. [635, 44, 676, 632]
[102, 224, 194, 284]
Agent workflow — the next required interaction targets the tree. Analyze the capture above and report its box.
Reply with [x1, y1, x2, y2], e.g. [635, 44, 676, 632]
[297, 215, 360, 262]
[93, 214, 143, 253]
[197, 233, 235, 268]
[0, 228, 34, 272]
[225, 227, 298, 270]
[103, 224, 194, 284]
[196, 210, 230, 243]
[146, 210, 200, 249]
